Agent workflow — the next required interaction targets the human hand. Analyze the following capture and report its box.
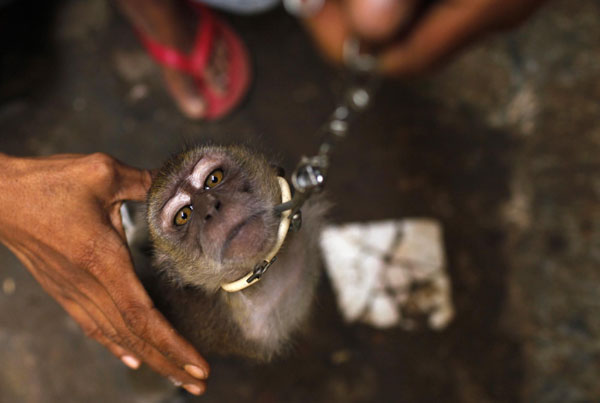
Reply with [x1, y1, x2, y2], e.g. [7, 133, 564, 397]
[303, 0, 547, 75]
[0, 153, 208, 396]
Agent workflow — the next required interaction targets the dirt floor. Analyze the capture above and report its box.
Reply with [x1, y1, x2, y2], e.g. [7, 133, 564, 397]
[1, 0, 599, 402]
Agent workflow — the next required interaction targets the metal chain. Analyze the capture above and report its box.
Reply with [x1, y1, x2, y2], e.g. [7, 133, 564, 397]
[274, 38, 380, 231]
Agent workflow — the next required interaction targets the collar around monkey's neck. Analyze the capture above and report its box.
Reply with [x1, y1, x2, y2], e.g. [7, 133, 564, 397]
[220, 177, 292, 293]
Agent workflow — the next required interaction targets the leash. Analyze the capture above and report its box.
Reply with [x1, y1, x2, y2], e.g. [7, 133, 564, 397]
[222, 3, 380, 291]
[273, 3, 380, 227]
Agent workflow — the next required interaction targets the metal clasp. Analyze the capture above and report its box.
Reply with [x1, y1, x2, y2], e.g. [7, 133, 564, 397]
[271, 38, 379, 229]
[247, 256, 278, 283]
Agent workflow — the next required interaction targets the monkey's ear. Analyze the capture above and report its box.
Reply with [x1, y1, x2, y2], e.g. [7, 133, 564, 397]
[271, 165, 285, 178]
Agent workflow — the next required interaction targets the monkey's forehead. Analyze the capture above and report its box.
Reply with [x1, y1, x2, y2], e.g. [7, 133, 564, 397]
[148, 145, 277, 202]
[156, 145, 266, 179]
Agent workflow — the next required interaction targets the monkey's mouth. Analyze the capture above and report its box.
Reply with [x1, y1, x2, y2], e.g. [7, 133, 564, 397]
[220, 212, 272, 262]
[219, 176, 292, 292]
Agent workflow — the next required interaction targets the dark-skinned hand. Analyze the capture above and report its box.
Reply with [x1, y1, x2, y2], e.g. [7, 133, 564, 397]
[0, 152, 208, 396]
[304, 0, 548, 75]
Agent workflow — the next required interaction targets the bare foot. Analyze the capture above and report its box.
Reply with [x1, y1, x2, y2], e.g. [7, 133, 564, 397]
[117, 0, 229, 119]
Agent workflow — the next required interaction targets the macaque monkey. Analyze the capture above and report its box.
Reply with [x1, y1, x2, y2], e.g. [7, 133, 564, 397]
[130, 145, 325, 361]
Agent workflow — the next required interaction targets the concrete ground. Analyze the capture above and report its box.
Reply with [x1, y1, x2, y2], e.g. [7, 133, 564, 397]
[1, 0, 599, 402]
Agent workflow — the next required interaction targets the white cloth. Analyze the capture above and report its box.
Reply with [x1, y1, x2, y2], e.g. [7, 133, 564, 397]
[320, 218, 455, 331]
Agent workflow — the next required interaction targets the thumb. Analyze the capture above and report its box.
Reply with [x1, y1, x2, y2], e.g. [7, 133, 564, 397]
[106, 163, 152, 242]
[114, 164, 153, 203]
[346, 0, 420, 42]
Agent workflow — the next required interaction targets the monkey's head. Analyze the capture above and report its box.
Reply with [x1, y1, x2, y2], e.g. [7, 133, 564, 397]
[147, 145, 284, 292]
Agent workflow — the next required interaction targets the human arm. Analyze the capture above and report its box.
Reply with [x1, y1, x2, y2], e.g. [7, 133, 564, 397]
[0, 152, 208, 396]
[303, 0, 548, 76]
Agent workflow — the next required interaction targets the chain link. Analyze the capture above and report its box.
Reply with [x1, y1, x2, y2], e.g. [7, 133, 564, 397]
[274, 38, 380, 230]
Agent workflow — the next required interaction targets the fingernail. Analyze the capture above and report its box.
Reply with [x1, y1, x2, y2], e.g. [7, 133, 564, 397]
[184, 364, 207, 379]
[183, 383, 204, 396]
[121, 355, 140, 370]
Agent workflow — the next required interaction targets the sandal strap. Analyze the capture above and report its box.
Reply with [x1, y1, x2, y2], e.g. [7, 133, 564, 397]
[137, 30, 191, 72]
[135, 3, 216, 75]
[189, 4, 216, 74]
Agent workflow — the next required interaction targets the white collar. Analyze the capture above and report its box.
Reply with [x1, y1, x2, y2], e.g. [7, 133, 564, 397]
[220, 177, 292, 292]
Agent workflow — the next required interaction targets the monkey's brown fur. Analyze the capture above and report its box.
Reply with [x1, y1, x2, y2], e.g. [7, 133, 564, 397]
[140, 145, 325, 361]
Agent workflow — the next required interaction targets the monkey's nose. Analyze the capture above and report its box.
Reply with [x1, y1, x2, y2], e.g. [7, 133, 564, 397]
[203, 199, 222, 222]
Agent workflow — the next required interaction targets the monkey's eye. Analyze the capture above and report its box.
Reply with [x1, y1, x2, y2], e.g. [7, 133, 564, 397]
[174, 206, 193, 226]
[204, 169, 224, 189]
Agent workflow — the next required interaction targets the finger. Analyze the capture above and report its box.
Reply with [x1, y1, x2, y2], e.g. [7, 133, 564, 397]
[23, 254, 142, 369]
[99, 302, 208, 390]
[91, 305, 206, 392]
[113, 163, 153, 202]
[60, 297, 141, 369]
[87, 246, 210, 380]
[65, 264, 208, 391]
[114, 301, 210, 385]
[378, 2, 493, 76]
[346, 0, 419, 42]
[26, 260, 142, 370]
[107, 164, 152, 232]
[303, 0, 350, 64]
[111, 281, 211, 376]
[28, 244, 208, 391]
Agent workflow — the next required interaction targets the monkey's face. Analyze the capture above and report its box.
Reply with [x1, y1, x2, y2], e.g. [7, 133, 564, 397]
[147, 146, 282, 291]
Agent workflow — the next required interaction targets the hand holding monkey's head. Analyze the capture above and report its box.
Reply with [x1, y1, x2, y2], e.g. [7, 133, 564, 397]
[147, 145, 283, 292]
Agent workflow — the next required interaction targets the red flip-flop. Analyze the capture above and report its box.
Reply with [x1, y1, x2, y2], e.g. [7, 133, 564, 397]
[136, 4, 251, 120]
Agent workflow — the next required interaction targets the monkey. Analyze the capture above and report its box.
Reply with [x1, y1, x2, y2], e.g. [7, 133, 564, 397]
[129, 144, 326, 362]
